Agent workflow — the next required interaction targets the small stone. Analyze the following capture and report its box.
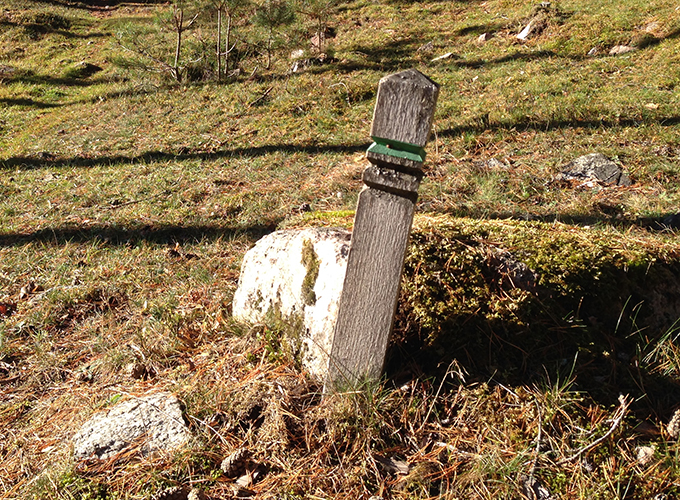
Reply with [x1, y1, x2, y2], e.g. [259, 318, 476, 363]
[636, 445, 655, 465]
[221, 448, 251, 477]
[609, 45, 637, 55]
[290, 49, 305, 60]
[151, 486, 190, 500]
[72, 392, 190, 460]
[517, 20, 536, 41]
[644, 21, 661, 33]
[187, 489, 204, 500]
[474, 158, 507, 171]
[587, 47, 598, 56]
[521, 475, 554, 499]
[477, 33, 491, 43]
[556, 153, 631, 187]
[667, 408, 680, 439]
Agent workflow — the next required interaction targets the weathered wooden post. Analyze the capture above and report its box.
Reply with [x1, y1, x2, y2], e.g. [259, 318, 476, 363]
[326, 69, 439, 390]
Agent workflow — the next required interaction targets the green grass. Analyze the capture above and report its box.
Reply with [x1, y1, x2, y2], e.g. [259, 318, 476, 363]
[2, 0, 680, 498]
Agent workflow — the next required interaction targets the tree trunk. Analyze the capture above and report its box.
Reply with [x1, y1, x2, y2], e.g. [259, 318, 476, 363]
[225, 13, 232, 74]
[266, 27, 272, 69]
[216, 8, 222, 80]
[174, 6, 184, 82]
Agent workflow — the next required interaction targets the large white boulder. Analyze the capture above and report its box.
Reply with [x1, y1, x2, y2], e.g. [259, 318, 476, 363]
[232, 228, 350, 381]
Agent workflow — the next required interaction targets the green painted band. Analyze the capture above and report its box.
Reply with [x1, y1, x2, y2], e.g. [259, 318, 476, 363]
[367, 137, 426, 163]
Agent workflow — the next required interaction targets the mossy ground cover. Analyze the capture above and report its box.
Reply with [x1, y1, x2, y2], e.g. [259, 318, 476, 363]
[1, 0, 680, 498]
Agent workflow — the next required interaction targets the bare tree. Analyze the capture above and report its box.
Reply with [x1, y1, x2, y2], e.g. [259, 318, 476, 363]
[211, 0, 249, 79]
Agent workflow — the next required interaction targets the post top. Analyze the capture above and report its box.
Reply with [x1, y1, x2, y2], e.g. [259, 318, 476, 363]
[379, 68, 439, 90]
[369, 69, 440, 149]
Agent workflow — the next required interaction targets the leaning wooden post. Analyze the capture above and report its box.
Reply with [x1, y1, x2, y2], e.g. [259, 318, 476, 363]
[326, 69, 439, 390]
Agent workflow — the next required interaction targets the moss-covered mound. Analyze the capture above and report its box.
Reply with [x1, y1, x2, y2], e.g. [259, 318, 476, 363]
[390, 216, 680, 410]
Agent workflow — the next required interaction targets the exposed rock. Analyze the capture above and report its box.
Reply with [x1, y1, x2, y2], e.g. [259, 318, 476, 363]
[487, 247, 538, 291]
[521, 475, 554, 500]
[477, 33, 491, 43]
[232, 228, 350, 381]
[72, 392, 191, 460]
[474, 158, 508, 171]
[151, 486, 190, 500]
[416, 41, 434, 53]
[516, 19, 537, 41]
[556, 153, 631, 187]
[221, 448, 251, 477]
[609, 45, 637, 55]
[667, 408, 680, 439]
[636, 445, 655, 466]
[290, 49, 305, 60]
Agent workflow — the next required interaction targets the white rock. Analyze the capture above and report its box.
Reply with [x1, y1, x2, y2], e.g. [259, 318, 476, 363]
[233, 228, 350, 381]
[609, 45, 637, 55]
[290, 49, 305, 60]
[636, 445, 655, 466]
[73, 392, 190, 460]
[517, 20, 535, 41]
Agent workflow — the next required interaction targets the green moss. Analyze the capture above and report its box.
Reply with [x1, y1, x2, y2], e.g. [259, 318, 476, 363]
[301, 239, 320, 306]
[391, 215, 680, 393]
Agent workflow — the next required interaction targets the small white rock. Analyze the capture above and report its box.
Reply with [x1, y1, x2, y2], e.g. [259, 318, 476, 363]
[290, 49, 305, 60]
[609, 45, 637, 55]
[636, 445, 655, 466]
[667, 408, 680, 439]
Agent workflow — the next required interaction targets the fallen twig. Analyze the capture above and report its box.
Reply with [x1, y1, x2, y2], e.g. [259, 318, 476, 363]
[556, 394, 631, 465]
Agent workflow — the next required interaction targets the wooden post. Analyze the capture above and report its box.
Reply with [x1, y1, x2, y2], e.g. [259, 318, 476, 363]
[326, 69, 439, 390]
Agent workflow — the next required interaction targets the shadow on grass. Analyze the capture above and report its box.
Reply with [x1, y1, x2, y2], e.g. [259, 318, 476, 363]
[455, 21, 513, 37]
[0, 98, 62, 108]
[27, 0, 165, 10]
[313, 37, 419, 74]
[0, 19, 109, 40]
[439, 114, 680, 137]
[0, 221, 279, 247]
[0, 142, 370, 170]
[450, 49, 565, 69]
[4, 69, 107, 88]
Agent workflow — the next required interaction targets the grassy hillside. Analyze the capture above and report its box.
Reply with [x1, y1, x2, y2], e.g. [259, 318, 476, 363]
[1, 0, 680, 498]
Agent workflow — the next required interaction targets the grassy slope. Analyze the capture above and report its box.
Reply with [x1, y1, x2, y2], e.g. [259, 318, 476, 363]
[1, 0, 680, 498]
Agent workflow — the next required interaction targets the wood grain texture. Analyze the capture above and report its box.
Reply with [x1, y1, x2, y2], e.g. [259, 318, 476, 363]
[370, 69, 439, 147]
[362, 164, 422, 199]
[325, 69, 439, 390]
[326, 188, 415, 387]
